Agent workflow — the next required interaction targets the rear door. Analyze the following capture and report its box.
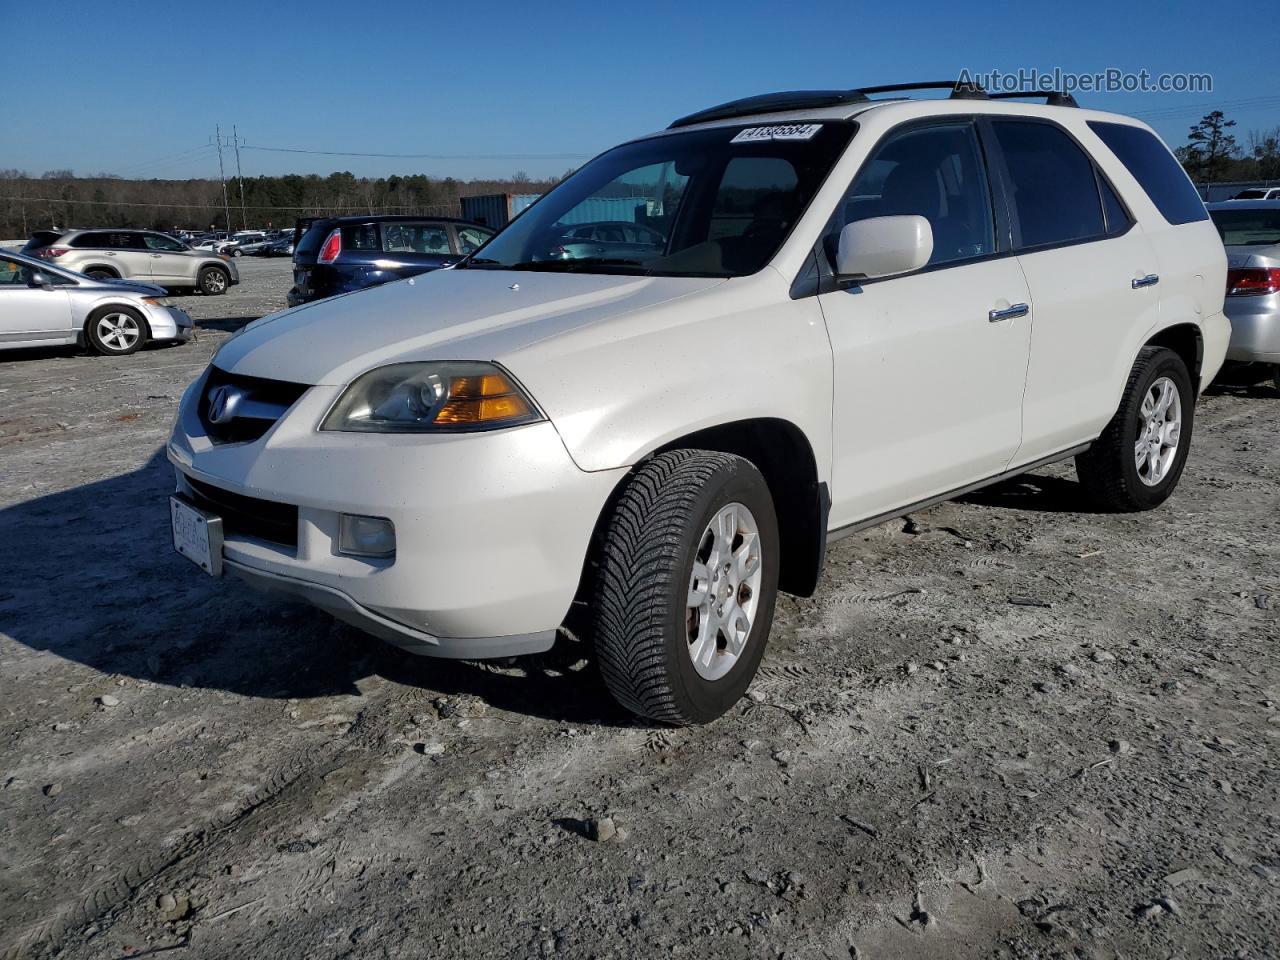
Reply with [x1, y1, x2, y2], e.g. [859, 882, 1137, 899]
[990, 118, 1162, 463]
[105, 232, 155, 281]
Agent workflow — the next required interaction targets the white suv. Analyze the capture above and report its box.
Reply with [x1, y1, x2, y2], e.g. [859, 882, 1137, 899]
[167, 82, 1229, 724]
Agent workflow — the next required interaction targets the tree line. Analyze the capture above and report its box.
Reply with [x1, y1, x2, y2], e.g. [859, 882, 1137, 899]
[2, 112, 1278, 240]
[1175, 114, 1280, 183]
[0, 170, 563, 239]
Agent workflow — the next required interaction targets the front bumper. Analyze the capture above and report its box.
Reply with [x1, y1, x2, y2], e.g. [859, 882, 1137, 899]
[166, 373, 626, 657]
[145, 303, 194, 343]
[1224, 292, 1280, 363]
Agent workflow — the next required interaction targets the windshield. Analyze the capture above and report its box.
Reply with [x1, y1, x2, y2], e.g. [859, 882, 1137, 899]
[1211, 208, 1280, 246]
[465, 123, 855, 277]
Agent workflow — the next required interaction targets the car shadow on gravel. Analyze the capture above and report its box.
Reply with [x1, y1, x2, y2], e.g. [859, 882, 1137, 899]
[957, 471, 1091, 514]
[195, 316, 257, 334]
[0, 448, 631, 727]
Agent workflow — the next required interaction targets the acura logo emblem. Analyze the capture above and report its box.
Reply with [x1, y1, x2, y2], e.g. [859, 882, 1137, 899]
[207, 384, 246, 424]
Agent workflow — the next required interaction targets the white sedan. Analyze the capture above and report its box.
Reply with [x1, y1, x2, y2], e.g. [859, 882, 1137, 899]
[0, 249, 193, 355]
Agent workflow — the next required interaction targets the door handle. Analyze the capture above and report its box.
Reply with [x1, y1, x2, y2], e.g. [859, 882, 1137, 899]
[150, 254, 162, 259]
[988, 302, 1029, 323]
[1132, 274, 1159, 289]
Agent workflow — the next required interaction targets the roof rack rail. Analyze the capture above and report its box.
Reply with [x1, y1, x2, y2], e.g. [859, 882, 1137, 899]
[854, 81, 988, 101]
[667, 80, 990, 128]
[987, 90, 1079, 107]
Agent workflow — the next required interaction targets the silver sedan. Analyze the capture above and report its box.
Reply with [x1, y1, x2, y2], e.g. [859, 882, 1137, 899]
[0, 249, 193, 356]
[1208, 200, 1280, 389]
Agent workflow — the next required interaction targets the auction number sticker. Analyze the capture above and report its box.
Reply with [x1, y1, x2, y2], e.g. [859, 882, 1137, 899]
[731, 124, 823, 143]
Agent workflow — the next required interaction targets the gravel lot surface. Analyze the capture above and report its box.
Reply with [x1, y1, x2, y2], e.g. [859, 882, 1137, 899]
[1, 257, 1278, 959]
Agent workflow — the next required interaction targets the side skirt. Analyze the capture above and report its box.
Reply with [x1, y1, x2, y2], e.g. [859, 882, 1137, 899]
[826, 443, 1092, 543]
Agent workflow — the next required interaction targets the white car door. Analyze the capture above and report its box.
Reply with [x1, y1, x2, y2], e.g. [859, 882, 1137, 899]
[0, 256, 74, 344]
[818, 120, 1033, 529]
[142, 232, 194, 285]
[989, 119, 1162, 463]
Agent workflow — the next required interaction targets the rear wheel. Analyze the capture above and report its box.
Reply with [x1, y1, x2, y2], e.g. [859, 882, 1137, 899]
[592, 450, 780, 725]
[198, 266, 229, 296]
[1076, 346, 1194, 511]
[86, 306, 147, 356]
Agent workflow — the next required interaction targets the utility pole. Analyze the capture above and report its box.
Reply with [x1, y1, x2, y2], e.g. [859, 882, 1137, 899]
[233, 125, 247, 231]
[215, 125, 232, 237]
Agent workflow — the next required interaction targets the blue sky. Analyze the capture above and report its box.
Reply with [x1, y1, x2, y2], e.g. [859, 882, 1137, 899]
[7, 0, 1277, 182]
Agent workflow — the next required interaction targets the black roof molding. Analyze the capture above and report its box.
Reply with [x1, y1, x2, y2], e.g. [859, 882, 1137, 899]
[987, 90, 1080, 107]
[668, 79, 1078, 129]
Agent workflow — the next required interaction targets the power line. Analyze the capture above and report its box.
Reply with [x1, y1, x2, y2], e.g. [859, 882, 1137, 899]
[1131, 95, 1280, 122]
[0, 195, 461, 212]
[240, 144, 590, 160]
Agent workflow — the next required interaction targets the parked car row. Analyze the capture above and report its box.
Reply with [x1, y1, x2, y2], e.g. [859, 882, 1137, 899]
[23, 229, 238, 295]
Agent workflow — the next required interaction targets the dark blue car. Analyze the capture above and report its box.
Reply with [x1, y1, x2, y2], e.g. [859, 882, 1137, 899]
[287, 215, 495, 306]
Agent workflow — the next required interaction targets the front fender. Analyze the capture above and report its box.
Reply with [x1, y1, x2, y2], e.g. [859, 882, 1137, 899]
[504, 268, 834, 484]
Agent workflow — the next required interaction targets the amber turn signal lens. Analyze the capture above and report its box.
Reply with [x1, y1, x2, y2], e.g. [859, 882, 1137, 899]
[432, 374, 534, 424]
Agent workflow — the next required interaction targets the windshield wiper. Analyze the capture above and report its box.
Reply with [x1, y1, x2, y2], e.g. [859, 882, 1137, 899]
[507, 258, 652, 274]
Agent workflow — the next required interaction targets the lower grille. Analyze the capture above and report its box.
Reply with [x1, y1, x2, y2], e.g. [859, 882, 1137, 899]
[185, 476, 298, 550]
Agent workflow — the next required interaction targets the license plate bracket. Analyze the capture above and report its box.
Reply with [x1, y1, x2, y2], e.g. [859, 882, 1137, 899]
[170, 495, 223, 577]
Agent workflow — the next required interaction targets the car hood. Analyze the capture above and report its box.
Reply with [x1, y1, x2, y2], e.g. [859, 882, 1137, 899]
[92, 278, 166, 296]
[213, 267, 726, 386]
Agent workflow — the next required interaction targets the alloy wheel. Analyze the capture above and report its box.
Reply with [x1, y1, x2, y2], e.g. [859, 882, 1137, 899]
[1135, 376, 1182, 486]
[96, 313, 141, 352]
[685, 502, 763, 681]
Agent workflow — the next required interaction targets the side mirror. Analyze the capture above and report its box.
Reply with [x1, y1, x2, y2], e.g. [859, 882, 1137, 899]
[835, 215, 933, 280]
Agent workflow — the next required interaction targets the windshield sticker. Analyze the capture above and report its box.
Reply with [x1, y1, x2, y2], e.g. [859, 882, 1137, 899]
[731, 124, 823, 144]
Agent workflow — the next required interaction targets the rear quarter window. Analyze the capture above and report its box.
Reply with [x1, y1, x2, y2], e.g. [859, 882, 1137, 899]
[340, 223, 380, 251]
[1087, 121, 1209, 226]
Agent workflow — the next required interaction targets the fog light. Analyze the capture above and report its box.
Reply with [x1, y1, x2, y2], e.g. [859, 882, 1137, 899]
[339, 514, 396, 558]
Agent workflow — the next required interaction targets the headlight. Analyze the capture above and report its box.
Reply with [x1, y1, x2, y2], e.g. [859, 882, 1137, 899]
[322, 361, 542, 433]
[143, 296, 172, 307]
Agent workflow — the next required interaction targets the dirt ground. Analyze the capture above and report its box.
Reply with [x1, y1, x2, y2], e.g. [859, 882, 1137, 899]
[1, 257, 1277, 960]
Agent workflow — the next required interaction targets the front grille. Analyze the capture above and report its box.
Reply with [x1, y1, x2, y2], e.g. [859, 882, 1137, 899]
[198, 365, 310, 445]
[185, 476, 298, 550]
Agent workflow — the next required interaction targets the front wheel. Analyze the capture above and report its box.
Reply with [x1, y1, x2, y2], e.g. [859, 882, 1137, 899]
[86, 306, 147, 356]
[1076, 346, 1194, 511]
[198, 266, 229, 296]
[592, 450, 780, 725]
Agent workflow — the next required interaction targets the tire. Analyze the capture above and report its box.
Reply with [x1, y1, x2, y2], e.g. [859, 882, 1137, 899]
[86, 306, 148, 356]
[1075, 346, 1194, 511]
[231, 248, 243, 257]
[85, 269, 117, 281]
[198, 266, 230, 296]
[1273, 365, 1280, 393]
[592, 450, 780, 725]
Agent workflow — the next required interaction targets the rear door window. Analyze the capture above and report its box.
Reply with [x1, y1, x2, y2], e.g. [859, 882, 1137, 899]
[381, 222, 452, 255]
[992, 120, 1106, 248]
[1086, 121, 1209, 226]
